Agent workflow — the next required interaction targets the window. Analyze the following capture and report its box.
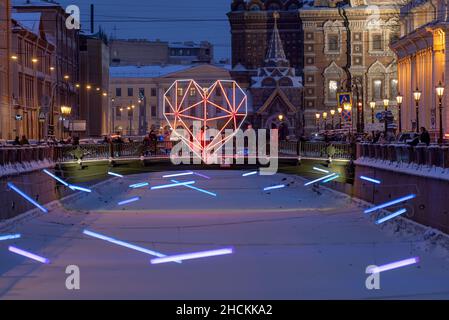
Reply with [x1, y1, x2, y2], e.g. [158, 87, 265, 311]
[138, 88, 145, 98]
[151, 106, 157, 117]
[190, 87, 196, 97]
[373, 80, 383, 100]
[116, 88, 121, 97]
[177, 88, 184, 96]
[151, 88, 157, 97]
[328, 80, 338, 100]
[128, 88, 134, 97]
[390, 79, 398, 98]
[328, 35, 339, 51]
[372, 34, 383, 51]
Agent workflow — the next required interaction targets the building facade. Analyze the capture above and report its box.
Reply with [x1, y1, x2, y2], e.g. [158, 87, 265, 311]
[0, 0, 12, 140]
[109, 64, 232, 135]
[14, 0, 80, 139]
[10, 12, 55, 140]
[391, 0, 449, 139]
[228, 0, 303, 71]
[79, 32, 110, 137]
[109, 39, 214, 67]
[300, 0, 402, 134]
[249, 12, 303, 138]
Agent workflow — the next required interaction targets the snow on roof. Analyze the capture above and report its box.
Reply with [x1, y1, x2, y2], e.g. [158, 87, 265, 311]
[12, 12, 41, 35]
[110, 65, 195, 78]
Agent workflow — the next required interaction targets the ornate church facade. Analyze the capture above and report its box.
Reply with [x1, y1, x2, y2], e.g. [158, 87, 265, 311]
[228, 0, 404, 136]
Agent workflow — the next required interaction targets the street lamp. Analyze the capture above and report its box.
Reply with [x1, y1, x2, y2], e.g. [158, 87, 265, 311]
[278, 114, 284, 122]
[337, 107, 343, 129]
[413, 88, 421, 133]
[323, 112, 328, 130]
[60, 105, 72, 139]
[370, 101, 376, 138]
[383, 98, 389, 135]
[436, 81, 445, 143]
[396, 93, 403, 133]
[330, 109, 336, 129]
[315, 113, 321, 132]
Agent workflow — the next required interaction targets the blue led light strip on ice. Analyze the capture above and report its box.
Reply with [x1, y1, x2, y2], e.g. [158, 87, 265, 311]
[117, 197, 140, 206]
[8, 246, 50, 264]
[360, 176, 381, 184]
[375, 208, 407, 225]
[151, 248, 233, 265]
[151, 181, 195, 190]
[304, 173, 337, 186]
[0, 234, 21, 241]
[242, 171, 258, 177]
[43, 169, 69, 186]
[129, 182, 149, 189]
[364, 194, 416, 214]
[83, 229, 181, 264]
[108, 172, 124, 178]
[171, 180, 217, 197]
[263, 184, 286, 191]
[7, 182, 48, 213]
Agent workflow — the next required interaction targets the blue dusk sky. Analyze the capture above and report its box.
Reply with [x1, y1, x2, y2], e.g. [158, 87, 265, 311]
[56, 0, 232, 61]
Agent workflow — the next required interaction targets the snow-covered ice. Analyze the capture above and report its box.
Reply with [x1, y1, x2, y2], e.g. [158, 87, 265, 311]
[0, 170, 448, 299]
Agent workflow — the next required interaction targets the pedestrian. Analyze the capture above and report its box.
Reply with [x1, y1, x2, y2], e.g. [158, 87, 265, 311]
[20, 135, 29, 145]
[12, 136, 20, 146]
[420, 127, 431, 146]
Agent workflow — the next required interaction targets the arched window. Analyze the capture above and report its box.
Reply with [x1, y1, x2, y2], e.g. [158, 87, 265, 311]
[279, 77, 293, 87]
[262, 78, 276, 87]
[249, 4, 261, 11]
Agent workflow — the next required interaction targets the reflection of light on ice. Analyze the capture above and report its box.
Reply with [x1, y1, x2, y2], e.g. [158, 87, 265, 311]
[151, 248, 233, 265]
[69, 185, 92, 193]
[43, 169, 69, 186]
[8, 246, 50, 264]
[360, 176, 381, 184]
[304, 173, 337, 186]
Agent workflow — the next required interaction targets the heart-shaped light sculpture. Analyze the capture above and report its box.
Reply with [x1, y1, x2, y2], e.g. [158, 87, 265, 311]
[163, 79, 247, 160]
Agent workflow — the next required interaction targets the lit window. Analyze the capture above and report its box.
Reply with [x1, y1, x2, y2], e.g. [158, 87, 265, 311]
[177, 88, 184, 96]
[373, 80, 382, 99]
[328, 80, 338, 100]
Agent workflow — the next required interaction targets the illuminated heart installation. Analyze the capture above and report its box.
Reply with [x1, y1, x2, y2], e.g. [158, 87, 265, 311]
[163, 80, 247, 158]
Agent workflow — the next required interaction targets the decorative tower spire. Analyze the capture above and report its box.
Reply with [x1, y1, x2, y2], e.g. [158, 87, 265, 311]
[265, 11, 289, 67]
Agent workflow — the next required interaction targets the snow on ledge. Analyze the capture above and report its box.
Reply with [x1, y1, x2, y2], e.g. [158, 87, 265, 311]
[0, 159, 54, 178]
[355, 157, 449, 182]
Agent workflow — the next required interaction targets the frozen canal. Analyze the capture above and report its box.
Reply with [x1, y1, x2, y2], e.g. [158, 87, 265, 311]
[0, 170, 448, 299]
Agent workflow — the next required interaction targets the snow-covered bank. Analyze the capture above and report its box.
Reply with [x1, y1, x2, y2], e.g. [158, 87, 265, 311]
[0, 170, 448, 299]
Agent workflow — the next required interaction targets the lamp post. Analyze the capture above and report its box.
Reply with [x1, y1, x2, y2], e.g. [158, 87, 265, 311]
[383, 98, 389, 136]
[396, 93, 403, 133]
[315, 113, 321, 132]
[436, 82, 445, 144]
[337, 107, 343, 129]
[323, 112, 328, 130]
[128, 103, 136, 135]
[369, 101, 376, 139]
[343, 102, 352, 134]
[413, 88, 421, 133]
[330, 109, 336, 129]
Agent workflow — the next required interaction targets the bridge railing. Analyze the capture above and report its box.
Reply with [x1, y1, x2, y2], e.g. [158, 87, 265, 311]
[53, 141, 174, 163]
[357, 143, 449, 168]
[0, 145, 54, 166]
[279, 141, 354, 160]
